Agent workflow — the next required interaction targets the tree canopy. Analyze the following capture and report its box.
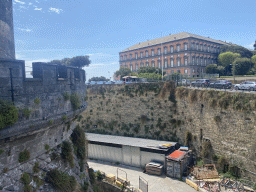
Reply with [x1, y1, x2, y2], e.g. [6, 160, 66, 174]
[48, 56, 91, 68]
[89, 76, 109, 82]
[137, 66, 166, 75]
[251, 55, 256, 64]
[115, 67, 133, 78]
[218, 52, 241, 68]
[220, 45, 253, 58]
[137, 73, 163, 81]
[233, 58, 254, 75]
[205, 64, 219, 74]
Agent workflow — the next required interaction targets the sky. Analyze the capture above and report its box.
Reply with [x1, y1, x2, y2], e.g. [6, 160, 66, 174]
[13, 0, 256, 81]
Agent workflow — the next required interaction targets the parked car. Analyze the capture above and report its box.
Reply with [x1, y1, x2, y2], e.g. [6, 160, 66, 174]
[209, 80, 232, 89]
[191, 79, 211, 87]
[234, 81, 256, 91]
[182, 79, 191, 86]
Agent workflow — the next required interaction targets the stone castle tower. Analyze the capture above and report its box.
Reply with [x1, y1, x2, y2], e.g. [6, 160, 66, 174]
[0, 0, 15, 60]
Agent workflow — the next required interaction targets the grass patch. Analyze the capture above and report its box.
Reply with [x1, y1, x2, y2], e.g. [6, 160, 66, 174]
[44, 144, 50, 151]
[62, 115, 67, 121]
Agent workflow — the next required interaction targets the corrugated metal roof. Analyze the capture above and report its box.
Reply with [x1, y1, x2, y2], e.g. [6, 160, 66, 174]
[167, 150, 186, 161]
[120, 32, 229, 53]
[86, 133, 177, 150]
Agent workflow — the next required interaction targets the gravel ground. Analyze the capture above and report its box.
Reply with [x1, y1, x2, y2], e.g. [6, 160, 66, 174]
[88, 160, 196, 192]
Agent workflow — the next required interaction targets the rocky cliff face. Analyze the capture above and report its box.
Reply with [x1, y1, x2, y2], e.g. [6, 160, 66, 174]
[81, 83, 256, 181]
[0, 119, 93, 191]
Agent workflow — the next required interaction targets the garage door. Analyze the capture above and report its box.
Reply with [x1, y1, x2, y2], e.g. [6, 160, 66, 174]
[88, 144, 122, 163]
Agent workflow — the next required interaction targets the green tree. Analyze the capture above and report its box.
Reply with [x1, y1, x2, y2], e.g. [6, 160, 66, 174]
[89, 76, 109, 82]
[137, 73, 162, 81]
[220, 45, 253, 58]
[251, 55, 256, 64]
[205, 64, 219, 74]
[233, 58, 254, 75]
[48, 56, 91, 68]
[137, 66, 166, 75]
[218, 52, 241, 68]
[115, 67, 132, 78]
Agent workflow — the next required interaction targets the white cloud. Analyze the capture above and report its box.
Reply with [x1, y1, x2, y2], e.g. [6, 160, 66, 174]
[49, 7, 63, 14]
[34, 7, 42, 11]
[28, 2, 33, 5]
[244, 42, 255, 49]
[18, 28, 32, 32]
[14, 0, 25, 5]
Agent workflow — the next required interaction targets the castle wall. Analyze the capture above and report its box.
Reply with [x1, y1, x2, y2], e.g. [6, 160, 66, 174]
[0, 0, 15, 59]
[0, 59, 87, 140]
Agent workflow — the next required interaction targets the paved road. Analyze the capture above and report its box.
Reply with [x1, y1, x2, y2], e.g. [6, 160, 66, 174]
[88, 160, 196, 192]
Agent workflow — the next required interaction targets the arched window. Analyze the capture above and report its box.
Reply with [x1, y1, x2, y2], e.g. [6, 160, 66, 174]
[184, 43, 188, 50]
[184, 57, 188, 66]
[135, 63, 138, 71]
[135, 53, 138, 59]
[196, 44, 199, 50]
[164, 47, 167, 54]
[201, 57, 203, 65]
[151, 61, 155, 67]
[192, 57, 195, 65]
[170, 46, 174, 53]
[140, 62, 144, 67]
[164, 59, 168, 68]
[140, 52, 143, 58]
[145, 51, 148, 57]
[177, 45, 181, 52]
[185, 69, 188, 74]
[130, 54, 132, 59]
[146, 62, 149, 66]
[177, 58, 181, 66]
[124, 55, 127, 60]
[151, 49, 154, 56]
[158, 60, 161, 68]
[130, 64, 133, 71]
[120, 56, 123, 61]
[170, 59, 174, 67]
[158, 48, 161, 55]
[196, 57, 199, 65]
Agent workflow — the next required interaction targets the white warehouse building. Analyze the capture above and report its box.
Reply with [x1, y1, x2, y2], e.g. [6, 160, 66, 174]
[86, 133, 178, 169]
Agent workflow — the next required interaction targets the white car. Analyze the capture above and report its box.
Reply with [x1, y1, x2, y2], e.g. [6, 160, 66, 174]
[234, 81, 256, 91]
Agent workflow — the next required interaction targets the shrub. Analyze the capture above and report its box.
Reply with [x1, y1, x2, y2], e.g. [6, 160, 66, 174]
[62, 115, 67, 121]
[214, 116, 221, 123]
[34, 97, 40, 104]
[61, 141, 74, 168]
[22, 108, 31, 119]
[21, 173, 31, 185]
[48, 120, 53, 125]
[70, 93, 80, 110]
[46, 169, 76, 192]
[185, 131, 192, 147]
[95, 170, 103, 181]
[71, 126, 86, 161]
[0, 100, 18, 129]
[44, 144, 50, 151]
[33, 175, 44, 187]
[33, 162, 40, 173]
[3, 167, 9, 173]
[63, 92, 70, 101]
[18, 149, 30, 163]
[201, 141, 212, 158]
[140, 115, 149, 124]
[81, 181, 89, 192]
[23, 185, 32, 192]
[88, 168, 95, 185]
[0, 149, 4, 156]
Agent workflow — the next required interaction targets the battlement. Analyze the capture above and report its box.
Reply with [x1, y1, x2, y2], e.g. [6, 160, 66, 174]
[0, 59, 87, 139]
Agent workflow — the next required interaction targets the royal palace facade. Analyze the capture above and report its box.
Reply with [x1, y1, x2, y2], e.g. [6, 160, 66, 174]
[119, 32, 229, 77]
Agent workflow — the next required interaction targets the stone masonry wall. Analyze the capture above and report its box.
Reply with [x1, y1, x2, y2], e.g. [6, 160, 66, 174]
[79, 83, 256, 181]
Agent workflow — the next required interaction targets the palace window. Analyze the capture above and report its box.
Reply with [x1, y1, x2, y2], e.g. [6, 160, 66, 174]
[177, 45, 180, 52]
[192, 57, 195, 65]
[158, 48, 161, 55]
[196, 44, 199, 50]
[130, 64, 133, 71]
[177, 58, 180, 66]
[135, 53, 138, 59]
[184, 58, 188, 66]
[201, 58, 203, 65]
[192, 43, 195, 50]
[145, 51, 148, 57]
[135, 64, 138, 71]
[170, 46, 174, 53]
[120, 56, 123, 61]
[146, 62, 149, 66]
[185, 69, 188, 74]
[158, 60, 161, 68]
[140, 52, 143, 58]
[164, 47, 167, 54]
[151, 61, 155, 67]
[140, 62, 144, 67]
[130, 54, 132, 59]
[184, 43, 188, 50]
[208, 46, 210, 52]
[196, 57, 199, 65]
[164, 59, 168, 68]
[170, 59, 174, 67]
[200, 44, 203, 51]
[151, 49, 154, 56]
[204, 59, 207, 65]
[124, 55, 127, 60]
